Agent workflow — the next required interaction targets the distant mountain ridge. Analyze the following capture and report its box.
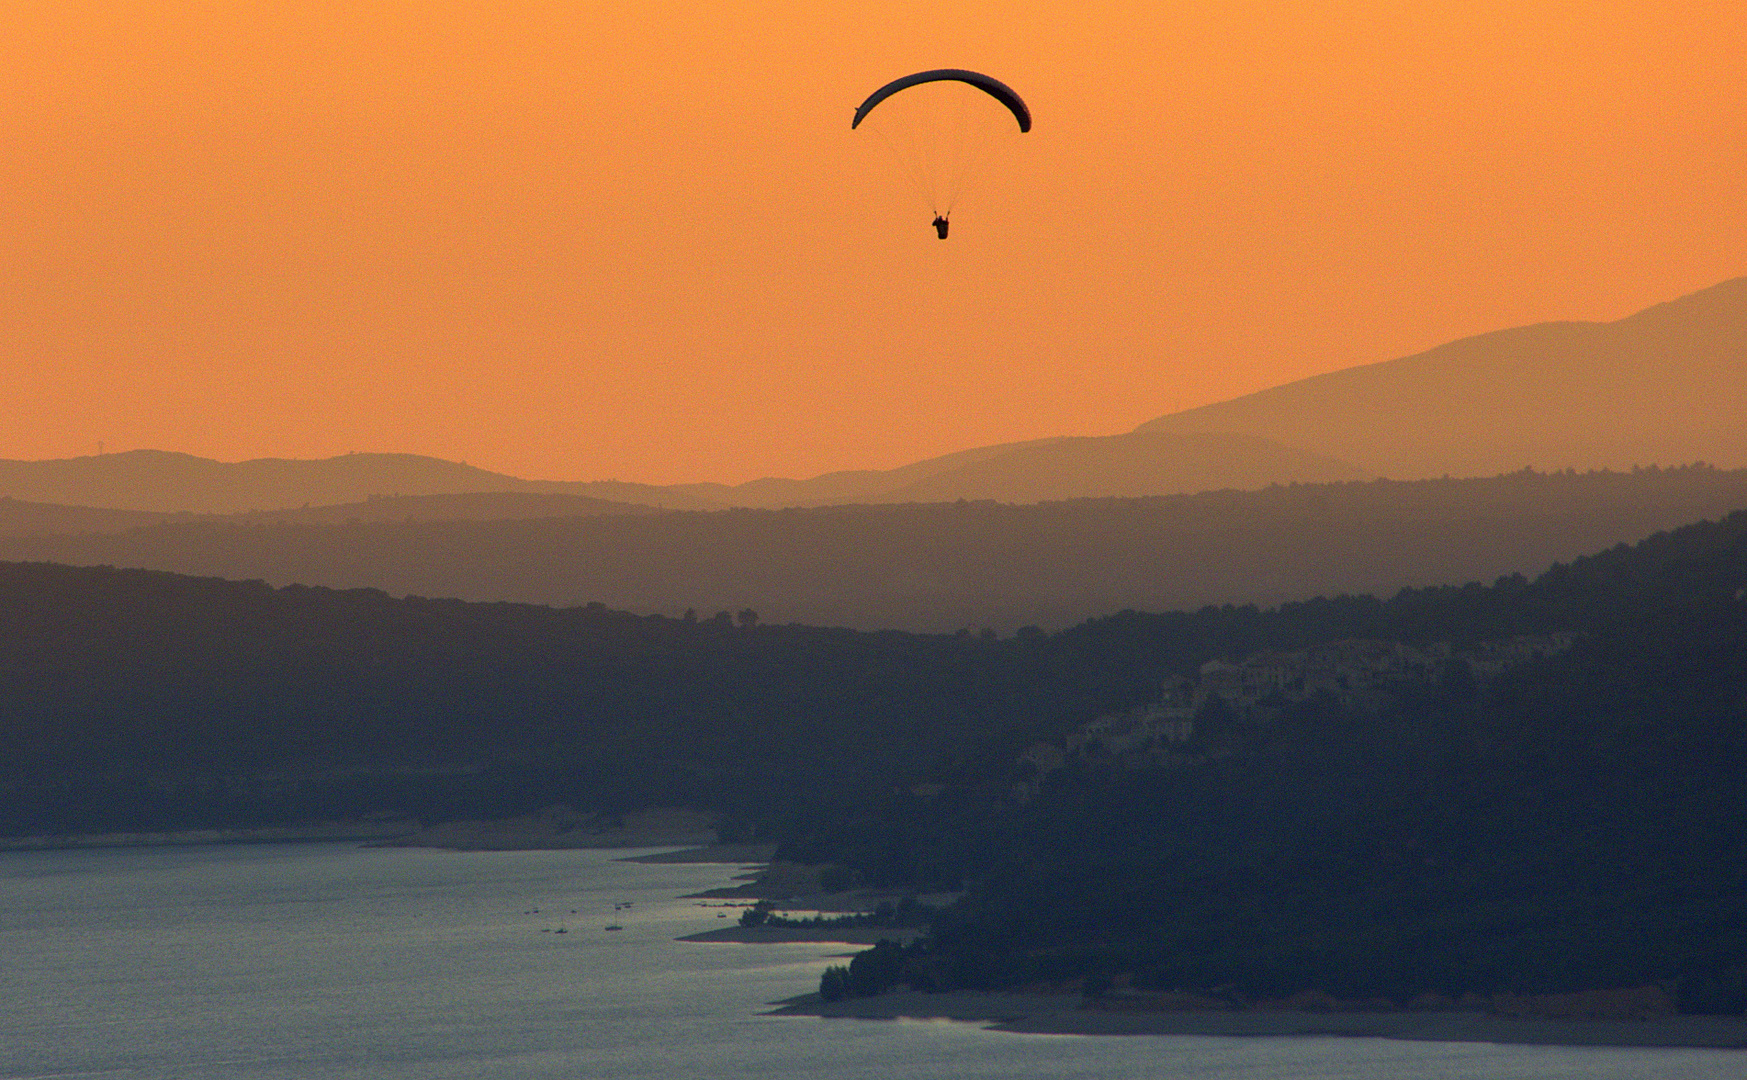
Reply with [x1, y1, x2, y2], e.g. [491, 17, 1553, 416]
[1137, 275, 1747, 477]
[8, 466, 1747, 632]
[875, 432, 1363, 503]
[8, 275, 1743, 514]
[0, 450, 719, 515]
[0, 434, 1363, 516]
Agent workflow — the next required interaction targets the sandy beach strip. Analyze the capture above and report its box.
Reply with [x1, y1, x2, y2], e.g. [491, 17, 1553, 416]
[769, 991, 1747, 1049]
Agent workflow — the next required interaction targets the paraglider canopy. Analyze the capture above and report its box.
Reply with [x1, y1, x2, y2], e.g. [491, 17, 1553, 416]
[853, 69, 1031, 234]
[852, 69, 1032, 133]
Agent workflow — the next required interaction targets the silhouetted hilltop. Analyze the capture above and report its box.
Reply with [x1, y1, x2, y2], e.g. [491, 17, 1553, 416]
[5, 465, 1745, 631]
[671, 440, 1050, 508]
[1137, 276, 1747, 477]
[0, 435, 1360, 516]
[878, 432, 1364, 503]
[15, 276, 1745, 516]
[668, 432, 1361, 507]
[0, 450, 722, 514]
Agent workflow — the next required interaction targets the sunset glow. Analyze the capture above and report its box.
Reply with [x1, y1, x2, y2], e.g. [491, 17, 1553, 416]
[4, 1, 1743, 483]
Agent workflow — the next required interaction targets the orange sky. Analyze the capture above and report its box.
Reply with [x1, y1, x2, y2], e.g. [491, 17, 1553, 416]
[2, 1, 1743, 484]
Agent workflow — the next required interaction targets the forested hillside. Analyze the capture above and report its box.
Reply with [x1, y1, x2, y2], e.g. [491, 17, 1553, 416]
[4, 508, 1745, 1007]
[0, 564, 1137, 836]
[789, 518, 1747, 1010]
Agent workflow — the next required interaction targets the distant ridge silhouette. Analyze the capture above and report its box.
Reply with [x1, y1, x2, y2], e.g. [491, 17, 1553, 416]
[9, 466, 1747, 633]
[876, 432, 1364, 503]
[677, 432, 1365, 507]
[0, 434, 1362, 515]
[10, 275, 1742, 513]
[1137, 276, 1747, 477]
[0, 450, 720, 515]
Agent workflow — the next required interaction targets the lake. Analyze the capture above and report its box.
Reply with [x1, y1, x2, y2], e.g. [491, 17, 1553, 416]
[1, 842, 1738, 1079]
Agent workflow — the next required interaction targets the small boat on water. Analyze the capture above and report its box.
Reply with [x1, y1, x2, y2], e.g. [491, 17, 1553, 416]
[604, 924, 623, 931]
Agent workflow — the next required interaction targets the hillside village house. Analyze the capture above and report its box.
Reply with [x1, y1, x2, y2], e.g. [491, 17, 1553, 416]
[1058, 634, 1575, 767]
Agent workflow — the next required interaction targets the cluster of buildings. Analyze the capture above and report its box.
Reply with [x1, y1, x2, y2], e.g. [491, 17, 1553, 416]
[1011, 633, 1576, 798]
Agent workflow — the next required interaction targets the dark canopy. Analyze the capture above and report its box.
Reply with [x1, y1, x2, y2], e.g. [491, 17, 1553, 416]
[852, 69, 1032, 133]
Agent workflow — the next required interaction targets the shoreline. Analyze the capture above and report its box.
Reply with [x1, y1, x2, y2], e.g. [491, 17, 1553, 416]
[367, 815, 719, 852]
[616, 843, 777, 864]
[0, 817, 753, 857]
[0, 822, 727, 855]
[15, 828, 1742, 1052]
[767, 991, 1747, 1050]
[679, 925, 926, 946]
[0, 821, 419, 852]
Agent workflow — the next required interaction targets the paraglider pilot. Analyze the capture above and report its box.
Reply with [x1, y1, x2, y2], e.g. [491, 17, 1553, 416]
[932, 214, 950, 240]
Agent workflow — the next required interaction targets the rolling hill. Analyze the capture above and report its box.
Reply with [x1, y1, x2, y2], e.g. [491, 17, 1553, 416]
[0, 433, 1364, 516]
[874, 432, 1363, 504]
[0, 450, 722, 514]
[6, 466, 1746, 632]
[1138, 276, 1747, 478]
[674, 432, 1366, 508]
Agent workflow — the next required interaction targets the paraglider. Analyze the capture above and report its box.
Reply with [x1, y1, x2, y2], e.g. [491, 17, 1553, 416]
[853, 69, 1031, 238]
[852, 70, 1032, 133]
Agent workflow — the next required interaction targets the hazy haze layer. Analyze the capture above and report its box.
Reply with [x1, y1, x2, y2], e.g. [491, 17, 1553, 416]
[0, 432, 1362, 515]
[7, 468, 1744, 632]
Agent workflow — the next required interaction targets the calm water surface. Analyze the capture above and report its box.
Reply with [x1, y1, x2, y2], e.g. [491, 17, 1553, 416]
[1, 843, 1737, 1079]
